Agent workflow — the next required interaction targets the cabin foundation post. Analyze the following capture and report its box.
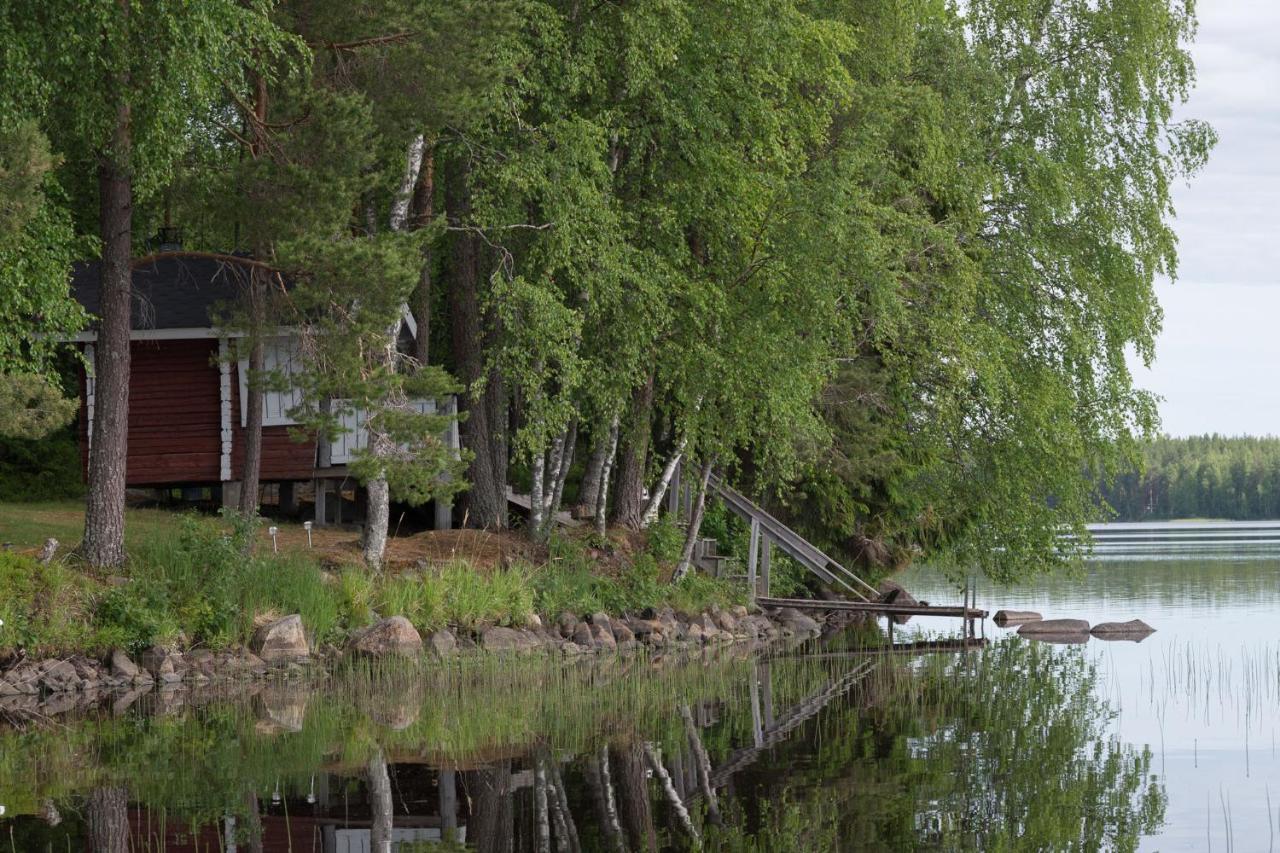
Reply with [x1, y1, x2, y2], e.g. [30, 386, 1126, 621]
[313, 479, 328, 526]
[434, 497, 453, 530]
[221, 480, 242, 511]
[279, 481, 298, 516]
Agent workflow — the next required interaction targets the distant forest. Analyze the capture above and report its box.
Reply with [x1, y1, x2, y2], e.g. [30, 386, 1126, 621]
[1100, 435, 1280, 521]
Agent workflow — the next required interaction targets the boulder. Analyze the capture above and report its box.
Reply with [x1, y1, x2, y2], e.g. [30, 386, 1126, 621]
[109, 649, 140, 680]
[1090, 619, 1155, 641]
[1021, 631, 1091, 645]
[776, 608, 821, 635]
[481, 626, 540, 653]
[1017, 618, 1090, 636]
[730, 604, 750, 619]
[555, 611, 579, 639]
[993, 610, 1042, 627]
[714, 610, 738, 633]
[877, 580, 918, 606]
[38, 660, 81, 693]
[627, 618, 665, 643]
[524, 613, 543, 629]
[350, 616, 424, 658]
[590, 623, 617, 652]
[611, 621, 636, 647]
[251, 615, 310, 663]
[428, 630, 458, 658]
[572, 622, 595, 648]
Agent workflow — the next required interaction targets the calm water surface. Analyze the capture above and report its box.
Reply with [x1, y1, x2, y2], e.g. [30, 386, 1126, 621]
[2, 521, 1276, 851]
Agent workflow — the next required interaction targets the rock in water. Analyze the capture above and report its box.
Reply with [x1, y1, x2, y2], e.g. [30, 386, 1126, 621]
[428, 630, 457, 658]
[252, 614, 310, 663]
[1090, 619, 1156, 641]
[1017, 618, 1090, 636]
[876, 580, 918, 607]
[350, 616, 424, 658]
[993, 610, 1043, 626]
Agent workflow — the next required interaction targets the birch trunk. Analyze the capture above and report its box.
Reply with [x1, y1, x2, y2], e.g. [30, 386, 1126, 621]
[594, 416, 621, 536]
[548, 419, 577, 518]
[672, 460, 714, 581]
[643, 743, 699, 841]
[367, 749, 393, 853]
[681, 704, 721, 824]
[82, 67, 132, 569]
[583, 747, 626, 853]
[534, 754, 551, 853]
[642, 443, 685, 526]
[362, 328, 400, 569]
[389, 134, 426, 231]
[409, 146, 435, 364]
[529, 443, 547, 539]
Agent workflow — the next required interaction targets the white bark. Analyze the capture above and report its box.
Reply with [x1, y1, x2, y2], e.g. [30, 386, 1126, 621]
[534, 756, 551, 853]
[672, 460, 714, 581]
[594, 416, 620, 536]
[389, 133, 426, 232]
[597, 746, 626, 853]
[578, 428, 610, 513]
[362, 326, 401, 569]
[643, 743, 699, 842]
[530, 443, 547, 539]
[548, 419, 577, 519]
[641, 442, 685, 526]
[681, 704, 720, 822]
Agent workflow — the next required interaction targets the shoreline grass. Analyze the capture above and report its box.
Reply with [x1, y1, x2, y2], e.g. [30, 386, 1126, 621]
[0, 501, 744, 658]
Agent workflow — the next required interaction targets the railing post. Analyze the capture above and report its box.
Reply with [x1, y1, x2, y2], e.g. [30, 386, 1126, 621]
[746, 517, 760, 602]
[760, 534, 771, 598]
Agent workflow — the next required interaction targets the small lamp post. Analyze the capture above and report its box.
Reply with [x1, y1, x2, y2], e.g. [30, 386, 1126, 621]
[268, 526, 279, 553]
[303, 520, 313, 548]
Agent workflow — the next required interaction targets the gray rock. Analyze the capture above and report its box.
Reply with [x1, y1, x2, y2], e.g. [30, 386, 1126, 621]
[1017, 618, 1090, 636]
[714, 610, 737, 633]
[590, 622, 617, 651]
[777, 608, 821, 634]
[428, 629, 457, 658]
[555, 611, 579, 638]
[572, 621, 595, 647]
[350, 616, 424, 658]
[139, 645, 184, 680]
[39, 660, 80, 693]
[251, 614, 310, 663]
[109, 648, 140, 679]
[993, 610, 1043, 626]
[482, 626, 539, 653]
[611, 621, 636, 646]
[1091, 619, 1155, 641]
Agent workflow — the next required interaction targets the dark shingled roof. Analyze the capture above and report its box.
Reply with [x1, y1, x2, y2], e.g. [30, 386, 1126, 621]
[70, 256, 249, 330]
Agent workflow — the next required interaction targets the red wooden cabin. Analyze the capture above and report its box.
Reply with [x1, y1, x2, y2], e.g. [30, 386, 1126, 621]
[69, 256, 454, 525]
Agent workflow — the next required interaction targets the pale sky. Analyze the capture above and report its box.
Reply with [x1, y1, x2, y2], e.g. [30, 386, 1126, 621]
[1136, 1, 1280, 436]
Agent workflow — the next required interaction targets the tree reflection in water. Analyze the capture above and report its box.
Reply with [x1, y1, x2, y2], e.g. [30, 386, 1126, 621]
[0, 639, 1162, 851]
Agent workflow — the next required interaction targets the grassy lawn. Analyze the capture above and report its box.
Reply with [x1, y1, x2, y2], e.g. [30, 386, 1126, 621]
[1, 500, 201, 553]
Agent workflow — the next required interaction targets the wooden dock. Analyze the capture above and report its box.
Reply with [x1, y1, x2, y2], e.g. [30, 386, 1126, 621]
[757, 596, 987, 620]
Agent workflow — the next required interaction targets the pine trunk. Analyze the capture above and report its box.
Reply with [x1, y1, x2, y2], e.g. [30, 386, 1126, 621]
[83, 87, 132, 569]
[238, 325, 264, 517]
[613, 374, 655, 529]
[446, 154, 507, 528]
[87, 786, 129, 853]
[576, 428, 610, 517]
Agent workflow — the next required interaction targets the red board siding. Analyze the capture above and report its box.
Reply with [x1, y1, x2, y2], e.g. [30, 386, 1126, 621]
[229, 349, 317, 481]
[77, 338, 316, 486]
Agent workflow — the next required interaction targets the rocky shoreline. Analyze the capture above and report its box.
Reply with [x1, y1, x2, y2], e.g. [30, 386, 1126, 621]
[0, 603, 842, 712]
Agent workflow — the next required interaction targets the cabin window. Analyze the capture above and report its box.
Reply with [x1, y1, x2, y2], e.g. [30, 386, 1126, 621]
[238, 338, 305, 427]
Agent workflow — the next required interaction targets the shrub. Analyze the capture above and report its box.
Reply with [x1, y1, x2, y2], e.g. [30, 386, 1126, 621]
[0, 551, 100, 654]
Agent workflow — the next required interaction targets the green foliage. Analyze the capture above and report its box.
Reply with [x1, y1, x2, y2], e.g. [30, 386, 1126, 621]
[1098, 434, 1280, 521]
[0, 552, 99, 653]
[0, 426, 84, 502]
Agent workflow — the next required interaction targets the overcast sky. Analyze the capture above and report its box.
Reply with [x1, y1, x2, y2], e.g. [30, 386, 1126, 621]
[1136, 1, 1280, 436]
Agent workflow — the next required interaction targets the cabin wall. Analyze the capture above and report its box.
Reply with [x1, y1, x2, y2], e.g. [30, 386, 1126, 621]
[77, 338, 316, 486]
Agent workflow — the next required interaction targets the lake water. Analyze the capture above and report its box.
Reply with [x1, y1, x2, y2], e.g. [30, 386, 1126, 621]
[2, 521, 1277, 851]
